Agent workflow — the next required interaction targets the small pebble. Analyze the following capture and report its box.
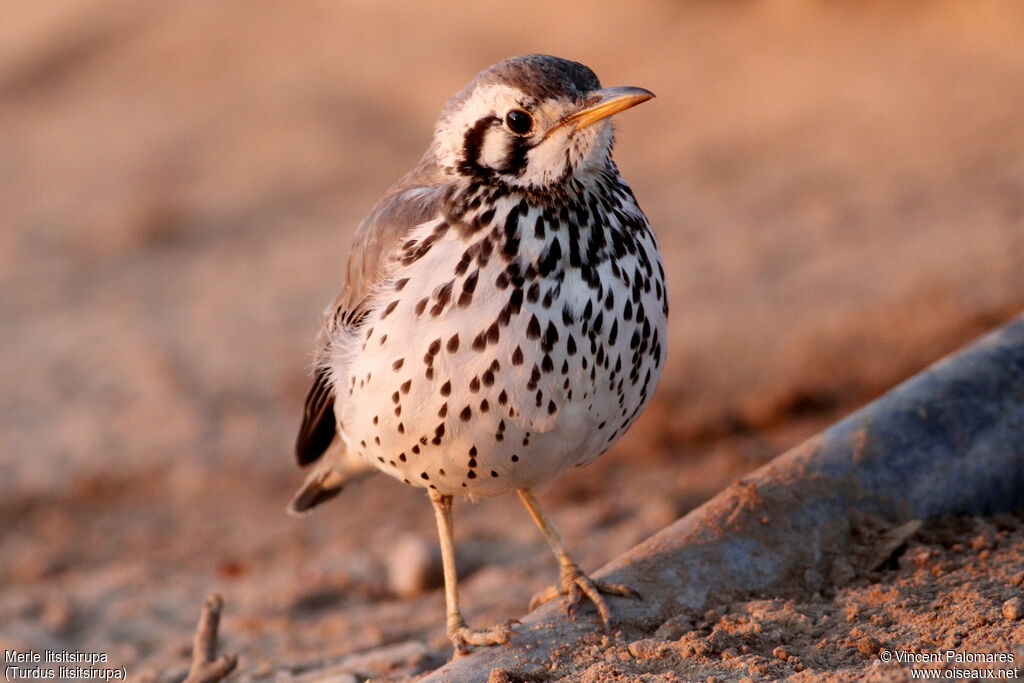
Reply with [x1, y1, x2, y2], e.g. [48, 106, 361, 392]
[628, 638, 663, 658]
[41, 597, 74, 633]
[386, 534, 442, 598]
[858, 636, 881, 656]
[702, 608, 721, 625]
[655, 614, 696, 640]
[1002, 596, 1022, 621]
[318, 675, 358, 683]
[487, 669, 513, 683]
[772, 646, 790, 660]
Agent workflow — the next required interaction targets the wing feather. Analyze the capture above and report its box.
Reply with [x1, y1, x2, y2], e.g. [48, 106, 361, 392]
[294, 178, 451, 467]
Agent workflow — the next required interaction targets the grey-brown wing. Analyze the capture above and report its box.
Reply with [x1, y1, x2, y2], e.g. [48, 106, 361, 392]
[295, 183, 449, 467]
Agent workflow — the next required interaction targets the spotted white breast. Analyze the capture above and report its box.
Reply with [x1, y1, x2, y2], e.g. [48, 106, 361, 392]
[329, 171, 667, 497]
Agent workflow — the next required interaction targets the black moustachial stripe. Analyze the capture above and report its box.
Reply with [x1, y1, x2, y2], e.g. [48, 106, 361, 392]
[501, 135, 533, 176]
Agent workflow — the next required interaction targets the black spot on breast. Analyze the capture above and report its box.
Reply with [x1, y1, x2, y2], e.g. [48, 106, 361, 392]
[459, 269, 480, 308]
[527, 364, 541, 390]
[430, 281, 454, 317]
[542, 321, 558, 351]
[538, 238, 562, 277]
[501, 203, 521, 259]
[534, 214, 546, 239]
[509, 287, 524, 314]
[455, 249, 472, 275]
[526, 315, 541, 339]
[526, 282, 540, 303]
[476, 236, 493, 268]
[432, 423, 446, 445]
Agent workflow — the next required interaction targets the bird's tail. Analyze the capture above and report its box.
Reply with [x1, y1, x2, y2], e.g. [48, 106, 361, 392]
[287, 467, 346, 515]
[287, 450, 373, 516]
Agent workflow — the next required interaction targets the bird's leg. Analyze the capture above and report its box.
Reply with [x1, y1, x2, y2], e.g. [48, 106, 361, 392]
[427, 489, 515, 654]
[517, 488, 639, 628]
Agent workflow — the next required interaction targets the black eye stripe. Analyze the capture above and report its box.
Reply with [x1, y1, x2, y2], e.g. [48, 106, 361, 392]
[458, 115, 500, 178]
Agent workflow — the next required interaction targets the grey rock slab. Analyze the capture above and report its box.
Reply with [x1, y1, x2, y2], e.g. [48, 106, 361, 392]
[421, 312, 1024, 681]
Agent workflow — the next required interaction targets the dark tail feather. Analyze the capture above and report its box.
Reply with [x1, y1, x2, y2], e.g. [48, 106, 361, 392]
[287, 470, 345, 516]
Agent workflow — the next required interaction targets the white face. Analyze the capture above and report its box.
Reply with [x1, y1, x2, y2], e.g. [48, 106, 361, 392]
[434, 84, 614, 189]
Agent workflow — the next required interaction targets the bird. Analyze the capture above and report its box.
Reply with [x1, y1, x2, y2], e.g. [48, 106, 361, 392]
[289, 54, 668, 654]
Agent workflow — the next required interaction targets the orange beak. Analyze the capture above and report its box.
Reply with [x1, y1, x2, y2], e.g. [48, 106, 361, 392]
[549, 86, 655, 136]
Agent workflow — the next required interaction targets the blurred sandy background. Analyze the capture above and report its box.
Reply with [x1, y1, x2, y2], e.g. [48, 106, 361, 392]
[1, 0, 1022, 680]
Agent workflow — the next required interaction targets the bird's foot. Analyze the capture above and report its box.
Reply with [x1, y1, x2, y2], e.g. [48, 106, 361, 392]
[448, 618, 518, 656]
[529, 564, 639, 628]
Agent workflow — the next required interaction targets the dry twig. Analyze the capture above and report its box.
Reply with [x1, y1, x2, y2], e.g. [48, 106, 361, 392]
[183, 594, 238, 683]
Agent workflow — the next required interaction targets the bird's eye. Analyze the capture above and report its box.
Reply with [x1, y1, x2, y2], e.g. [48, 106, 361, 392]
[505, 109, 534, 135]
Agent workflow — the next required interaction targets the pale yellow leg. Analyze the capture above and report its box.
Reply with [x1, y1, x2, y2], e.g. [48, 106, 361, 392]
[428, 489, 516, 654]
[517, 488, 638, 628]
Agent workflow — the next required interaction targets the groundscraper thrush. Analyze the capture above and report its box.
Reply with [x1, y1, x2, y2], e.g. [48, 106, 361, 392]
[291, 54, 668, 653]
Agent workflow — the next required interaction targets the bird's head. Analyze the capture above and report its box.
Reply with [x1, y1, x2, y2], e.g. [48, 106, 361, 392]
[429, 54, 653, 191]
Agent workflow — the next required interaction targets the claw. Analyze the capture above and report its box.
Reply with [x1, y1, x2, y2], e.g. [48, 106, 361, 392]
[448, 621, 517, 655]
[529, 584, 561, 611]
[566, 585, 583, 619]
[530, 567, 640, 628]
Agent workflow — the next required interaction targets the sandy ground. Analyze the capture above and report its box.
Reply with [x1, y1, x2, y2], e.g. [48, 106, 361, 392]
[487, 514, 1024, 682]
[1, 1, 1023, 681]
